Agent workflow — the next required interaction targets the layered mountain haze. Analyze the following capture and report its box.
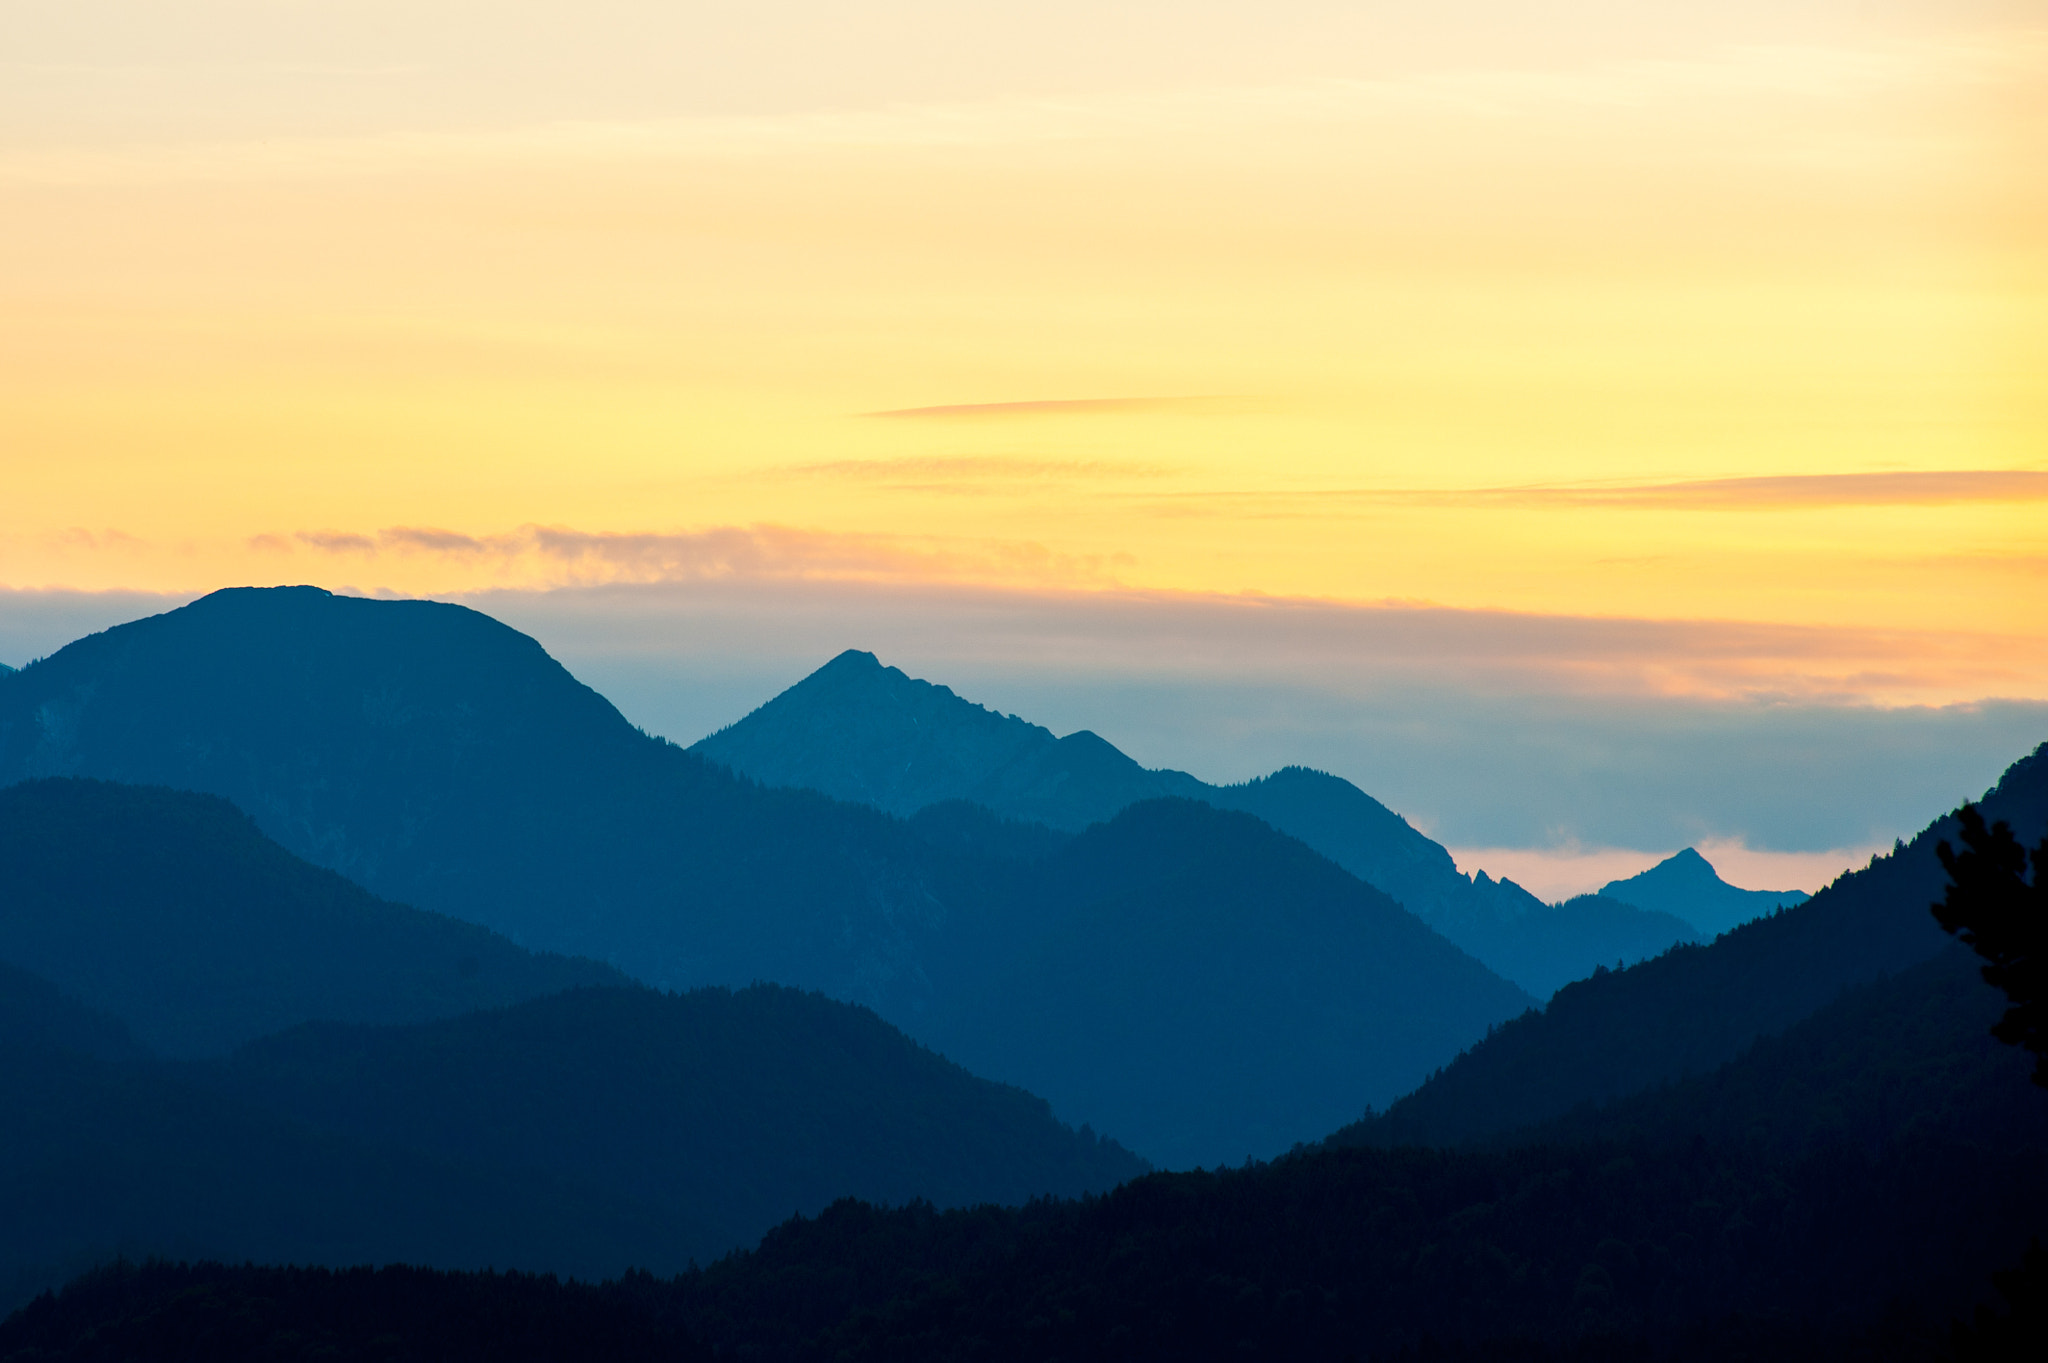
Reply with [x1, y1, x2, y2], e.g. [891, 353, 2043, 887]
[914, 798, 1532, 1168]
[208, 984, 1145, 1254]
[0, 778, 626, 1057]
[0, 962, 679, 1310]
[695, 648, 1700, 995]
[0, 785, 1143, 1304]
[1331, 740, 2048, 1149]
[0, 588, 1534, 1164]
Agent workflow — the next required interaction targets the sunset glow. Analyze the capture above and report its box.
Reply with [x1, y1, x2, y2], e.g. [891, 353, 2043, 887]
[4, 2, 2044, 709]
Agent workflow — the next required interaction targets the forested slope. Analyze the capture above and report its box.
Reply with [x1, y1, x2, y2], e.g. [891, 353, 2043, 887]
[1329, 740, 2048, 1149]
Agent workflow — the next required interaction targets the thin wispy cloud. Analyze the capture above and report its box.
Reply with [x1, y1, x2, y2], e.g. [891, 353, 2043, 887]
[1470, 470, 2048, 510]
[1142, 470, 2048, 514]
[864, 397, 1257, 419]
[280, 522, 1133, 590]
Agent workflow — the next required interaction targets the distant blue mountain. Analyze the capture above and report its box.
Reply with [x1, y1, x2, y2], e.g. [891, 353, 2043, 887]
[1600, 846, 1807, 937]
[0, 589, 1532, 1164]
[0, 778, 626, 1057]
[694, 649, 1696, 996]
[0, 779, 1147, 1300]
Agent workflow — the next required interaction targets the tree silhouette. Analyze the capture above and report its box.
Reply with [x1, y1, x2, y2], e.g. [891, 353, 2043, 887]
[1933, 804, 2048, 1087]
[1935, 803, 2048, 1360]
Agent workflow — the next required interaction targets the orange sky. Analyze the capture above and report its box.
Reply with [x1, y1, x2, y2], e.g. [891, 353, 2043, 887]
[3, 1, 2044, 707]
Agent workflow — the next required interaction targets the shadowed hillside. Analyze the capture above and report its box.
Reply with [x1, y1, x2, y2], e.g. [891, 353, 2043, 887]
[13, 921, 2042, 1358]
[1327, 740, 2048, 1149]
[0, 779, 626, 1057]
[0, 964, 679, 1310]
[918, 799, 1535, 1168]
[0, 592, 1538, 1165]
[0, 1261, 706, 1363]
[208, 984, 1147, 1250]
[0, 962, 1142, 1308]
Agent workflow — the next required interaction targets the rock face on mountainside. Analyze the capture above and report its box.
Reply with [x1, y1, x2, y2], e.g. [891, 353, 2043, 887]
[694, 649, 1696, 995]
[0, 589, 1534, 1164]
[1329, 740, 2048, 1149]
[1600, 846, 1808, 937]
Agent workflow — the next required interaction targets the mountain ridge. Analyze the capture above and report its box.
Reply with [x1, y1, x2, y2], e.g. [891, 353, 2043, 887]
[0, 590, 1534, 1165]
[693, 649, 1706, 994]
[1327, 738, 2048, 1149]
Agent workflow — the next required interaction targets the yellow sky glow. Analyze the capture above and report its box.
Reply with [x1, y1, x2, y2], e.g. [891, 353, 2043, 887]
[2, 3, 2043, 702]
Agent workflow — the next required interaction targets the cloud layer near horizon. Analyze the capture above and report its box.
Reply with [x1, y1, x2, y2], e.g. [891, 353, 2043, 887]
[7, 578, 2037, 887]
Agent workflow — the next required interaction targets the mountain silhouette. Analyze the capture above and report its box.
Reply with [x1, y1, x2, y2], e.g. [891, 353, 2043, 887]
[533, 933, 2047, 1361]
[1600, 846, 1808, 936]
[0, 778, 625, 1057]
[0, 590, 1533, 1164]
[1328, 739, 2048, 1148]
[0, 968, 1141, 1306]
[694, 649, 1695, 994]
[0, 588, 949, 1009]
[0, 962, 680, 1311]
[14, 925, 2045, 1357]
[916, 799, 1534, 1168]
[209, 984, 1145, 1256]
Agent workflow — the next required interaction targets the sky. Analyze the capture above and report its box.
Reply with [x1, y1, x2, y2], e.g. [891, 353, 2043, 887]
[3, 3, 2044, 896]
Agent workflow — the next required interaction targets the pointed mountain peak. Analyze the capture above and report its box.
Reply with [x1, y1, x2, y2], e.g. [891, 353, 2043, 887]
[1653, 847, 1718, 880]
[820, 648, 884, 672]
[1601, 846, 1808, 936]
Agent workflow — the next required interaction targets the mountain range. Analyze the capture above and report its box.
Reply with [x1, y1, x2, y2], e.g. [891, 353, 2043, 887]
[693, 648, 1805, 993]
[0, 588, 1531, 1164]
[1329, 739, 2048, 1148]
[1, 586, 2044, 1357]
[0, 781, 1142, 1305]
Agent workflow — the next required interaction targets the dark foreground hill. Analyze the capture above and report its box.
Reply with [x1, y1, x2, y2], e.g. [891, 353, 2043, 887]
[0, 591, 1534, 1165]
[651, 938, 2046, 1363]
[0, 779, 626, 1056]
[1329, 740, 2048, 1149]
[0, 963, 675, 1310]
[17, 933, 2039, 1361]
[694, 650, 1704, 993]
[0, 961, 1141, 1307]
[207, 984, 1146, 1248]
[0, 1261, 707, 1363]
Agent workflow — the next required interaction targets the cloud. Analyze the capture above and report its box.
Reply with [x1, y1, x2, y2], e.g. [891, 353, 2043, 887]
[767, 455, 1173, 495]
[863, 397, 1259, 419]
[283, 522, 1133, 589]
[1472, 470, 2048, 510]
[267, 521, 2048, 707]
[295, 530, 377, 552]
[1152, 470, 2048, 515]
[465, 576, 2048, 855]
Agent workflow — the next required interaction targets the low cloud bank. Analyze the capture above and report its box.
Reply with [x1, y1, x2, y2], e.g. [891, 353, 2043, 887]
[3, 579, 2040, 862]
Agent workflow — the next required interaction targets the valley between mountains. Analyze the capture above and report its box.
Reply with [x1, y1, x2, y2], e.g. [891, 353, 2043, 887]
[1, 586, 2042, 1360]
